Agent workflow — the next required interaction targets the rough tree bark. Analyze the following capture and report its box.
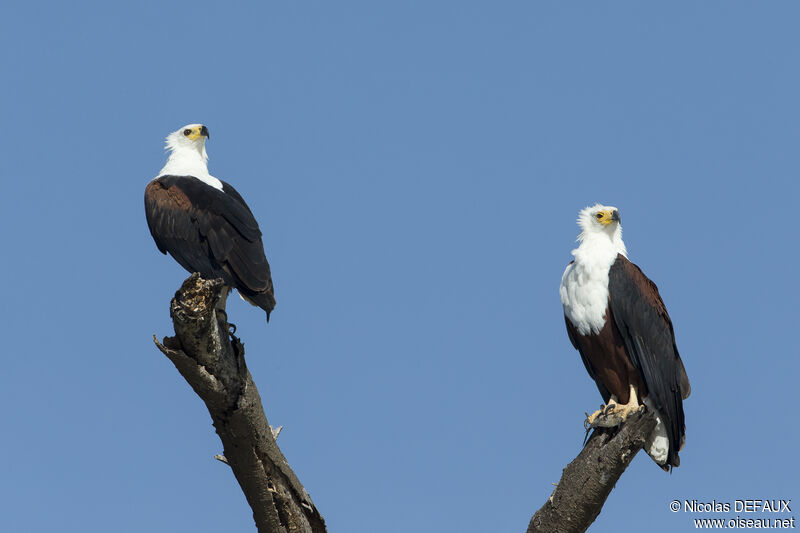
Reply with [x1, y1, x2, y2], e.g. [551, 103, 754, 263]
[526, 410, 658, 533]
[153, 273, 326, 533]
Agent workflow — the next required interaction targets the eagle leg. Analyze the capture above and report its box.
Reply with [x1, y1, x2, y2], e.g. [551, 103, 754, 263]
[585, 385, 644, 429]
[213, 308, 236, 336]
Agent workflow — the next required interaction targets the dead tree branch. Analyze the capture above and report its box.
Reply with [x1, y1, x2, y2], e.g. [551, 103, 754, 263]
[527, 410, 658, 533]
[153, 273, 326, 533]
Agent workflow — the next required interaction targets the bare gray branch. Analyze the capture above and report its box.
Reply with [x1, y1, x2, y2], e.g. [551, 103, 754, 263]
[154, 274, 326, 533]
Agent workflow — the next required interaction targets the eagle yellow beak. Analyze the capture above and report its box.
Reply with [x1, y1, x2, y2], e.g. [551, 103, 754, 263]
[597, 210, 621, 226]
[187, 125, 210, 141]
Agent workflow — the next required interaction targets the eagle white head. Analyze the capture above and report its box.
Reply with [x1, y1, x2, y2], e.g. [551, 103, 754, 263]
[158, 124, 221, 190]
[573, 203, 627, 259]
[165, 124, 210, 157]
[577, 204, 623, 240]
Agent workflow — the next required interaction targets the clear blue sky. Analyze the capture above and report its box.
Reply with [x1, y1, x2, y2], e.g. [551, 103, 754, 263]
[1, 2, 797, 532]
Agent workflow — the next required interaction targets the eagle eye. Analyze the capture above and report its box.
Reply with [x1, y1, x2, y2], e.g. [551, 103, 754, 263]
[595, 213, 603, 219]
[183, 129, 192, 136]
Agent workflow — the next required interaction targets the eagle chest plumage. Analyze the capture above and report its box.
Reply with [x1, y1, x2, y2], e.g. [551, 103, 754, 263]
[561, 254, 640, 404]
[566, 308, 646, 405]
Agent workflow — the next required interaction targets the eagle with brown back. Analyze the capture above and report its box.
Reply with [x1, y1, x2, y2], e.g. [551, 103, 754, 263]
[560, 204, 690, 470]
[144, 124, 275, 321]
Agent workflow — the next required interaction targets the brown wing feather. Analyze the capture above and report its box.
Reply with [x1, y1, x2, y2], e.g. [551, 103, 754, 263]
[608, 254, 689, 468]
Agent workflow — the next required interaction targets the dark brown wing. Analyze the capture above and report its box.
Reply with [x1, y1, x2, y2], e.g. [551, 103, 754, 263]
[608, 254, 689, 467]
[145, 175, 275, 319]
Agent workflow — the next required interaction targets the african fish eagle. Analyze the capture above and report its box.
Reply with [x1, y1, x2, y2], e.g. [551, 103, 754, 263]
[559, 204, 690, 470]
[144, 124, 276, 321]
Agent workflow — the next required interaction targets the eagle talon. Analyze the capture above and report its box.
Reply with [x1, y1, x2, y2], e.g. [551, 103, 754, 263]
[584, 408, 605, 428]
[587, 390, 645, 429]
[585, 400, 629, 429]
[593, 411, 624, 428]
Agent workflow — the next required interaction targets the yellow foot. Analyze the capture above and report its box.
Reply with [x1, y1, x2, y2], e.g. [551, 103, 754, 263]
[584, 385, 644, 429]
[585, 401, 615, 428]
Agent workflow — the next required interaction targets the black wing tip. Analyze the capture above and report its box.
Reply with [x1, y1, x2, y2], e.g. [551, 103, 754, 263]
[264, 295, 275, 323]
[236, 288, 275, 322]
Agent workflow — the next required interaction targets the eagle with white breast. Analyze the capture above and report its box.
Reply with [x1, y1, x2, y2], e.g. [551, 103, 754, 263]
[144, 124, 276, 321]
[560, 204, 690, 470]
